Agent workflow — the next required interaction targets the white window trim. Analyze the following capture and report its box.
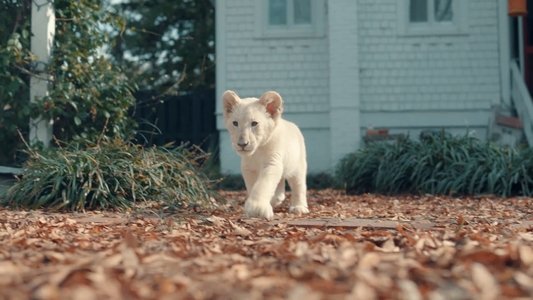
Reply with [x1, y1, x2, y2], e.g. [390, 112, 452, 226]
[398, 0, 468, 36]
[255, 0, 325, 39]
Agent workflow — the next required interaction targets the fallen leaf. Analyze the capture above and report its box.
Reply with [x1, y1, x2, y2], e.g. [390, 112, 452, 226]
[351, 281, 377, 300]
[33, 284, 60, 300]
[68, 286, 97, 300]
[121, 246, 139, 279]
[379, 238, 399, 252]
[399, 280, 422, 300]
[293, 241, 309, 257]
[287, 285, 320, 300]
[519, 232, 533, 242]
[471, 263, 500, 300]
[205, 216, 225, 227]
[228, 220, 252, 236]
[358, 252, 381, 270]
[513, 272, 533, 291]
[518, 245, 533, 266]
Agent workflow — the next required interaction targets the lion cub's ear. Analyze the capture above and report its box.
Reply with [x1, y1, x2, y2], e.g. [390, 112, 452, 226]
[259, 91, 283, 119]
[223, 90, 240, 116]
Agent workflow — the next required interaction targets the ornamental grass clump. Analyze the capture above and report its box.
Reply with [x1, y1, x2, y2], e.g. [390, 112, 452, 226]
[337, 132, 532, 197]
[3, 139, 215, 211]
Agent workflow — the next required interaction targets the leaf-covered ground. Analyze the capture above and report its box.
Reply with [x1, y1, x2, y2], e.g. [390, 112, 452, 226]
[1, 190, 532, 299]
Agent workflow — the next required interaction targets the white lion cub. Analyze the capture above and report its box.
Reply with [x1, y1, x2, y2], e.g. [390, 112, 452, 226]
[222, 90, 309, 220]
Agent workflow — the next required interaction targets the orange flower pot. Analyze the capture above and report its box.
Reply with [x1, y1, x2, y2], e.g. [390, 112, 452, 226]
[509, 0, 527, 16]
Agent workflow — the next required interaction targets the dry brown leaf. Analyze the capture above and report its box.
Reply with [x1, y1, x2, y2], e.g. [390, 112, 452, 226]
[399, 280, 422, 300]
[101, 253, 123, 268]
[33, 284, 60, 300]
[287, 285, 321, 300]
[228, 220, 252, 236]
[0, 261, 19, 275]
[380, 238, 399, 252]
[86, 268, 122, 299]
[123, 230, 139, 248]
[460, 250, 507, 267]
[228, 264, 251, 280]
[518, 245, 533, 266]
[142, 253, 181, 265]
[44, 251, 67, 263]
[250, 276, 285, 289]
[121, 246, 140, 279]
[351, 281, 377, 300]
[513, 272, 533, 291]
[431, 245, 456, 267]
[293, 241, 309, 257]
[519, 232, 533, 242]
[65, 218, 77, 225]
[358, 252, 381, 270]
[205, 215, 225, 227]
[171, 273, 192, 288]
[337, 246, 358, 270]
[471, 263, 500, 300]
[68, 286, 97, 300]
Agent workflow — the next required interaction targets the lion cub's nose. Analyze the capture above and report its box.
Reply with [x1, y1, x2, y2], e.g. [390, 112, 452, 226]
[238, 141, 249, 149]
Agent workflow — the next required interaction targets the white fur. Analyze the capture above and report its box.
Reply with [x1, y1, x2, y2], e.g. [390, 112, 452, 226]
[222, 90, 308, 220]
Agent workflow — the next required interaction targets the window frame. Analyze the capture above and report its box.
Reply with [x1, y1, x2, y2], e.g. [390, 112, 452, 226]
[255, 0, 326, 39]
[398, 0, 468, 36]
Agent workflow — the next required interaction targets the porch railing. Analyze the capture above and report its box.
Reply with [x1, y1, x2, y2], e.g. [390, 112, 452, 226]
[511, 61, 533, 146]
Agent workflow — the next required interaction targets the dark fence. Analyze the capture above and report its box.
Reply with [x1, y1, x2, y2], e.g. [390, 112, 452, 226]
[133, 89, 218, 154]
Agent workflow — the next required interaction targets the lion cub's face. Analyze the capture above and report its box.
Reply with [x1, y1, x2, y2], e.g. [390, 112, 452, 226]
[223, 90, 283, 156]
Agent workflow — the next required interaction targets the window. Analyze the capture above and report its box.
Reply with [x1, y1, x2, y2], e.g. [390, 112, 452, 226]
[269, 0, 311, 25]
[256, 0, 325, 38]
[399, 0, 467, 36]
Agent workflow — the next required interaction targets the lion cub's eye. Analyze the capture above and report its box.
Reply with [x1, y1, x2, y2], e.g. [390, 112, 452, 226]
[251, 121, 258, 127]
[232, 121, 238, 127]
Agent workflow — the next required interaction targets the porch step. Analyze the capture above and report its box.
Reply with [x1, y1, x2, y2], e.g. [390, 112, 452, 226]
[488, 110, 525, 147]
[495, 114, 523, 129]
[363, 128, 405, 143]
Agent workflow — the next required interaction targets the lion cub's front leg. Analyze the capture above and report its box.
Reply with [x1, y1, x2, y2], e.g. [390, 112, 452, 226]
[243, 165, 282, 220]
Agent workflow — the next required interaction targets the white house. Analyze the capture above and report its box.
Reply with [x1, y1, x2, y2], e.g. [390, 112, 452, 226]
[216, 0, 533, 174]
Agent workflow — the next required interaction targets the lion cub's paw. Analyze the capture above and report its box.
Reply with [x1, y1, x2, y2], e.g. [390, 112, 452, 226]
[270, 193, 286, 207]
[244, 201, 274, 220]
[289, 205, 309, 215]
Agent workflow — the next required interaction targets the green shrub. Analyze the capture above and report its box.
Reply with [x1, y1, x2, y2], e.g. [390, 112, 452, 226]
[307, 173, 340, 190]
[43, 0, 137, 143]
[0, 0, 32, 165]
[2, 139, 215, 211]
[1, 0, 136, 165]
[337, 132, 533, 197]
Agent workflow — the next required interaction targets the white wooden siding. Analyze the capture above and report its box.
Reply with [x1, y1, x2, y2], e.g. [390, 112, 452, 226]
[358, 0, 501, 113]
[219, 1, 329, 114]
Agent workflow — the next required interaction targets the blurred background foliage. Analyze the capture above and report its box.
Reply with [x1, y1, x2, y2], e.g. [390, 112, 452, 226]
[0, 0, 215, 166]
[0, 0, 136, 165]
[0, 0, 32, 165]
[109, 0, 215, 94]
[47, 0, 136, 143]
